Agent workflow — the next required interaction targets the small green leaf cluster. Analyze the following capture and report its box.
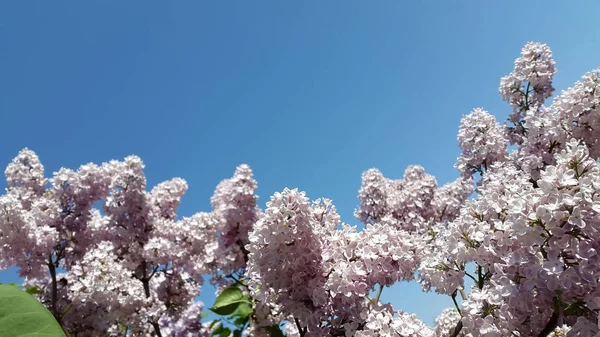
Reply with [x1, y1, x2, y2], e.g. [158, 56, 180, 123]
[206, 285, 286, 337]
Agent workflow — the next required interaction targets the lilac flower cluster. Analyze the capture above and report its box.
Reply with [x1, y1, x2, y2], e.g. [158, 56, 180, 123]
[500, 42, 556, 143]
[210, 164, 260, 281]
[456, 108, 508, 177]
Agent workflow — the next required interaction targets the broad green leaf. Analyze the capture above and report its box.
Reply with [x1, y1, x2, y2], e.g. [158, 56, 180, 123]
[0, 284, 66, 337]
[210, 287, 249, 316]
[231, 302, 253, 319]
[201, 311, 211, 319]
[233, 329, 242, 337]
[231, 302, 252, 326]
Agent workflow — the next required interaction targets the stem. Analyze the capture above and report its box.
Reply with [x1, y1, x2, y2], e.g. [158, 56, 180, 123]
[294, 317, 306, 337]
[477, 265, 485, 289]
[538, 309, 560, 337]
[47, 255, 58, 321]
[374, 284, 384, 304]
[451, 291, 462, 316]
[143, 279, 150, 298]
[60, 303, 73, 319]
[226, 273, 247, 288]
[236, 226, 250, 264]
[60, 324, 71, 337]
[450, 320, 463, 337]
[141, 260, 151, 298]
[464, 272, 478, 284]
[141, 260, 162, 337]
[151, 322, 163, 337]
[459, 289, 467, 301]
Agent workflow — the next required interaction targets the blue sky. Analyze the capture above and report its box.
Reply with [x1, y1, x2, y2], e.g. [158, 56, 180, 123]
[1, 0, 600, 326]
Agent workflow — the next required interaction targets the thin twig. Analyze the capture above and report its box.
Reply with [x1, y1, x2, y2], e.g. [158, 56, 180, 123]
[294, 317, 306, 337]
[374, 284, 384, 304]
[451, 291, 462, 315]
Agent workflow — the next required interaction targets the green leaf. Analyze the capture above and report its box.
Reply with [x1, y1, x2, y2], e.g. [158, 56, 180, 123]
[233, 330, 242, 337]
[211, 322, 224, 336]
[232, 315, 248, 326]
[0, 284, 66, 337]
[218, 327, 231, 337]
[230, 302, 252, 326]
[233, 317, 248, 326]
[201, 312, 211, 319]
[25, 286, 44, 296]
[269, 325, 285, 337]
[210, 287, 249, 316]
[208, 320, 220, 330]
[231, 302, 253, 319]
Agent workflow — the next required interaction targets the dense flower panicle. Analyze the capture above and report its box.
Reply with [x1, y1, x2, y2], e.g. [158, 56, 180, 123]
[150, 178, 188, 220]
[500, 42, 556, 143]
[102, 155, 151, 247]
[512, 106, 565, 180]
[433, 308, 463, 337]
[389, 166, 437, 232]
[210, 164, 260, 277]
[320, 223, 420, 333]
[417, 249, 466, 296]
[552, 69, 600, 158]
[158, 301, 210, 337]
[170, 212, 220, 280]
[355, 168, 390, 224]
[4, 148, 46, 201]
[50, 162, 115, 265]
[430, 176, 474, 223]
[356, 166, 440, 232]
[354, 303, 434, 337]
[325, 223, 419, 293]
[508, 69, 600, 179]
[456, 108, 508, 177]
[0, 193, 58, 275]
[64, 241, 145, 335]
[0, 150, 56, 274]
[246, 188, 332, 331]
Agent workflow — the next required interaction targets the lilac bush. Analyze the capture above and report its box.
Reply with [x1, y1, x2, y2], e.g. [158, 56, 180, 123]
[1, 42, 600, 336]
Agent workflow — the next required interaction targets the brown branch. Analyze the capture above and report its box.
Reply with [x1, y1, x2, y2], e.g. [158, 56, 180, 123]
[450, 320, 463, 337]
[47, 255, 59, 321]
[537, 309, 560, 337]
[140, 260, 163, 337]
[151, 322, 163, 337]
[294, 317, 306, 337]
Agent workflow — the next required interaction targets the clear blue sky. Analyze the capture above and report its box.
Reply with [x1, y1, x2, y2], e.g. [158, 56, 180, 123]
[1, 0, 600, 326]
